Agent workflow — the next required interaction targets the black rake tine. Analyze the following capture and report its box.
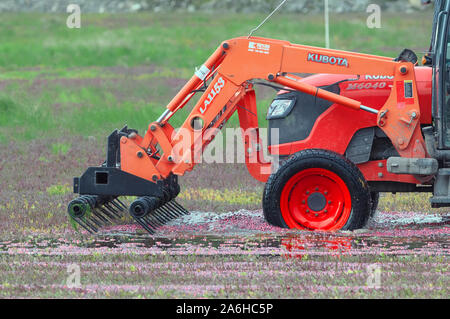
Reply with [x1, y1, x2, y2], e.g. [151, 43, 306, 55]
[172, 200, 190, 214]
[74, 218, 95, 234]
[115, 198, 128, 210]
[176, 202, 190, 215]
[158, 202, 180, 217]
[136, 218, 155, 234]
[160, 208, 178, 220]
[161, 210, 178, 221]
[80, 218, 98, 233]
[163, 202, 184, 218]
[84, 219, 99, 232]
[110, 200, 125, 212]
[88, 215, 104, 228]
[92, 207, 110, 221]
[98, 208, 116, 223]
[142, 218, 157, 233]
[142, 216, 159, 230]
[104, 203, 122, 218]
[104, 202, 119, 213]
[149, 208, 169, 223]
[137, 219, 155, 234]
[147, 213, 165, 226]
[92, 218, 105, 228]
[92, 209, 112, 225]
[108, 202, 123, 217]
[158, 204, 180, 219]
[151, 210, 167, 226]
[165, 202, 184, 217]
[142, 212, 163, 226]
[175, 201, 190, 214]
[99, 206, 118, 220]
[160, 202, 180, 216]
[155, 208, 174, 223]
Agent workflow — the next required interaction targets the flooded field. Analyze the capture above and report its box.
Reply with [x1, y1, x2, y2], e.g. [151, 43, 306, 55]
[1, 210, 448, 298]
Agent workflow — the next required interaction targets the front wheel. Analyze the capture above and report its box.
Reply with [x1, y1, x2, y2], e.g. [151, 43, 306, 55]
[370, 192, 380, 218]
[263, 149, 371, 231]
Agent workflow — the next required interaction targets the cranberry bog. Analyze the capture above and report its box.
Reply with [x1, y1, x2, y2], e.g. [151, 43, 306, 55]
[0, 12, 448, 298]
[0, 137, 448, 298]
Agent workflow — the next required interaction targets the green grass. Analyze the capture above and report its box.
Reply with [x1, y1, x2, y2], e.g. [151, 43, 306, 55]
[0, 12, 433, 70]
[0, 11, 434, 143]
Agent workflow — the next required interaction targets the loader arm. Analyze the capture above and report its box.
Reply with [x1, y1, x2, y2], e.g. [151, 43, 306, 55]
[123, 36, 426, 183]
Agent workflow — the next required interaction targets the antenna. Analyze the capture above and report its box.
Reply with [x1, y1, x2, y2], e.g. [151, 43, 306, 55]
[248, 0, 289, 38]
[324, 0, 330, 48]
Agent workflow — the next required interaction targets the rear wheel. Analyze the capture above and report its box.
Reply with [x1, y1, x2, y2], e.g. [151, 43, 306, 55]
[263, 149, 371, 231]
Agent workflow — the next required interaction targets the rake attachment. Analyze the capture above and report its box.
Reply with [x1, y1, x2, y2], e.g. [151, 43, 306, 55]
[67, 195, 127, 234]
[129, 192, 190, 234]
[128, 175, 190, 234]
[67, 126, 189, 235]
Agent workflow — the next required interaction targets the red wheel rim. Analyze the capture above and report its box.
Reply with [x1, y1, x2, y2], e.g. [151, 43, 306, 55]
[280, 168, 352, 231]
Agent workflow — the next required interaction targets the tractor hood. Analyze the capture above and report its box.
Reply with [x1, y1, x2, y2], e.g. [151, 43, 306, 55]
[279, 66, 432, 124]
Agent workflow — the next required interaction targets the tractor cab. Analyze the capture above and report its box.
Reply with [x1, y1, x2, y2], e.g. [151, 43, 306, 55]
[432, 0, 450, 149]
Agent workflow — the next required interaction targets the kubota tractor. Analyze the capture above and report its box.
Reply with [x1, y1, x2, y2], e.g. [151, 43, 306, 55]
[68, 1, 450, 234]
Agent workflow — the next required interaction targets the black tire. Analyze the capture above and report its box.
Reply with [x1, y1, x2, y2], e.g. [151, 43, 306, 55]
[370, 192, 380, 218]
[262, 149, 371, 231]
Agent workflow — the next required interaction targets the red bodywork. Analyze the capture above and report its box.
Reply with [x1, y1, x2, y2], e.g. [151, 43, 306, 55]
[271, 67, 432, 185]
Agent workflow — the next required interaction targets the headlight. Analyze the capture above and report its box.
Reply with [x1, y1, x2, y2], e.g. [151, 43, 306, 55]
[266, 98, 296, 120]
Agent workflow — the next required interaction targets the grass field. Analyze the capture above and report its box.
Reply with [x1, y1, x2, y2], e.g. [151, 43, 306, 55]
[0, 11, 448, 299]
[0, 11, 433, 142]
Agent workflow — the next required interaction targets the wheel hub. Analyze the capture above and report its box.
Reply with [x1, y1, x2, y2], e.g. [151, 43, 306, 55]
[306, 192, 327, 212]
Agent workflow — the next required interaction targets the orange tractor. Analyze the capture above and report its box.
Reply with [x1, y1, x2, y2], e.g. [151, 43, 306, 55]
[68, 2, 450, 233]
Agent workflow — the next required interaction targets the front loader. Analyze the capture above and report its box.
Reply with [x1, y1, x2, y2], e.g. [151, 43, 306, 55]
[68, 2, 450, 234]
